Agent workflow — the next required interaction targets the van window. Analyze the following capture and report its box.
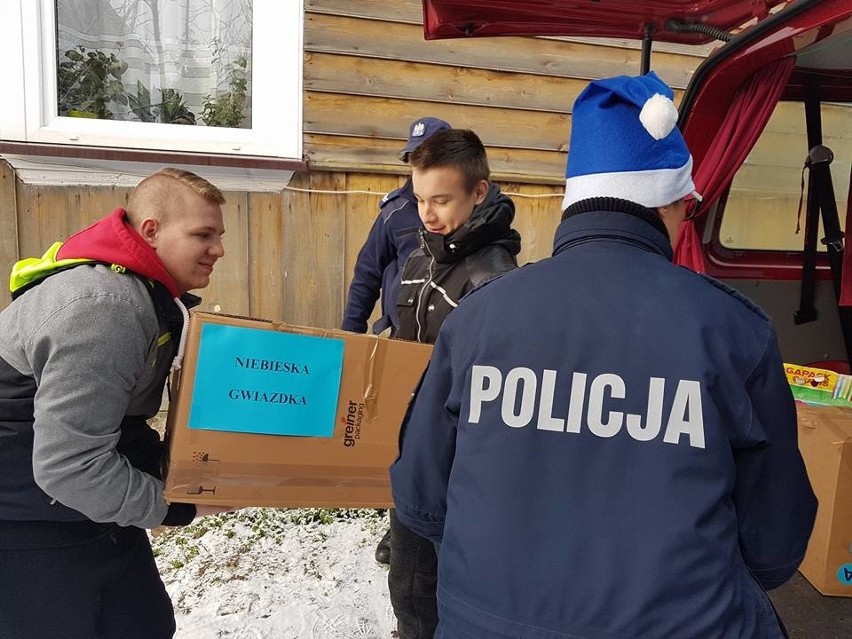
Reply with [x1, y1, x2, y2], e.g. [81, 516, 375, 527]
[719, 101, 852, 252]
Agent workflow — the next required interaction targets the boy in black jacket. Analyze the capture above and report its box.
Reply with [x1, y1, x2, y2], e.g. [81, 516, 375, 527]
[342, 116, 451, 567]
[342, 116, 452, 338]
[389, 128, 521, 639]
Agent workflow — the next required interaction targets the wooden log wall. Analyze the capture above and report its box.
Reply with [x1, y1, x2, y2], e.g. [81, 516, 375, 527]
[303, 0, 709, 182]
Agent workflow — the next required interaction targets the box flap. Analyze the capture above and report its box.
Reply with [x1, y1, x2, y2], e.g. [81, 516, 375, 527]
[797, 404, 852, 442]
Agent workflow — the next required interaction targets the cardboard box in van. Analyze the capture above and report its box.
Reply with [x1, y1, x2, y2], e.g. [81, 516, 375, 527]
[796, 403, 852, 597]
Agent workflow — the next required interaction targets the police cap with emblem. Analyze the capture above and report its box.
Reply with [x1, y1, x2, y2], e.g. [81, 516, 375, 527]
[402, 116, 452, 154]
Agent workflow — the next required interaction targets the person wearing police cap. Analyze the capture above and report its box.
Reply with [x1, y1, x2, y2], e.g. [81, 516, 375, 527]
[342, 116, 451, 568]
[390, 72, 816, 638]
[342, 116, 452, 337]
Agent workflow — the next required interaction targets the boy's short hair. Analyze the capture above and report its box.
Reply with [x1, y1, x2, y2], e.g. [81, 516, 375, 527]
[136, 167, 226, 205]
[127, 167, 225, 226]
[409, 129, 490, 192]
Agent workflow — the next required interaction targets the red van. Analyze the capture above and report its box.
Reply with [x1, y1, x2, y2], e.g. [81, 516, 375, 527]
[422, 0, 852, 371]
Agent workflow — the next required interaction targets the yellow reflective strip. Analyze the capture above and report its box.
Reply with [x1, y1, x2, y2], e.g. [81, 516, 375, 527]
[157, 333, 172, 347]
[9, 242, 93, 293]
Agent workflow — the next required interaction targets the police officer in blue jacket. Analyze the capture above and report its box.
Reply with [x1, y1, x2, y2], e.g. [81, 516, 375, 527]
[342, 116, 452, 336]
[390, 72, 817, 639]
[343, 116, 450, 566]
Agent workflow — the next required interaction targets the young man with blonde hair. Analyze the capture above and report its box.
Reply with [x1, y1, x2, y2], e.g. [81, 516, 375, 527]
[0, 167, 226, 639]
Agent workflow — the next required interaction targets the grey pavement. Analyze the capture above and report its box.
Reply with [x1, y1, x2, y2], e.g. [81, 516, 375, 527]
[770, 572, 852, 638]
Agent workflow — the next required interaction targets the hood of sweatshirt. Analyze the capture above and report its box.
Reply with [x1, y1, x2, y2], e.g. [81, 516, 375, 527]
[10, 208, 193, 370]
[56, 208, 180, 297]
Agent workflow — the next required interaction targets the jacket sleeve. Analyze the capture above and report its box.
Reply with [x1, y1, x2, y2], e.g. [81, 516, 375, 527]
[733, 328, 817, 589]
[342, 208, 395, 333]
[390, 331, 457, 542]
[28, 294, 171, 530]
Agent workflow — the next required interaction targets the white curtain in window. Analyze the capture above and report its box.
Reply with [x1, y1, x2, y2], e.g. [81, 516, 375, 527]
[56, 0, 252, 125]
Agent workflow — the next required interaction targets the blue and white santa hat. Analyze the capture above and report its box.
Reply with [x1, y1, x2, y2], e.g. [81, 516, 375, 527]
[562, 72, 701, 211]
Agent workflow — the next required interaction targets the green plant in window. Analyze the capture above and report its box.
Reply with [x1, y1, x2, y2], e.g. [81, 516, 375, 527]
[128, 81, 155, 122]
[57, 46, 128, 119]
[201, 39, 249, 128]
[157, 88, 197, 125]
[128, 82, 197, 125]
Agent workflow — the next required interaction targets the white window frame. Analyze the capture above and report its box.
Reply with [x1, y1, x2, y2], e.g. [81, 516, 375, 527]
[0, 0, 303, 161]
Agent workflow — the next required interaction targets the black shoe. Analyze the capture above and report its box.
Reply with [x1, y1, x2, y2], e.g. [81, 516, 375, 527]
[375, 528, 391, 565]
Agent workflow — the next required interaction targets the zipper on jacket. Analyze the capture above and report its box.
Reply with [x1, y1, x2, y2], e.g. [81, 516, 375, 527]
[416, 230, 436, 343]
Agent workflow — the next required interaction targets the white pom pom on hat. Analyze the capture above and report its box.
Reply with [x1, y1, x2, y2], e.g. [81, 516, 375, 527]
[639, 93, 678, 140]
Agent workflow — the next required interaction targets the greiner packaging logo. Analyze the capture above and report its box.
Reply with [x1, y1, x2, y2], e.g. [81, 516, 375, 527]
[342, 399, 366, 447]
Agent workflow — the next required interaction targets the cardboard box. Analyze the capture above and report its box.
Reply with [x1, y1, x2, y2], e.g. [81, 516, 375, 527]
[785, 363, 852, 406]
[796, 403, 852, 596]
[163, 312, 432, 508]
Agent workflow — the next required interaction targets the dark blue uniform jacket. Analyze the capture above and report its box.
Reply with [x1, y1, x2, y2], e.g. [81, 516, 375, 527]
[342, 179, 421, 334]
[390, 206, 817, 639]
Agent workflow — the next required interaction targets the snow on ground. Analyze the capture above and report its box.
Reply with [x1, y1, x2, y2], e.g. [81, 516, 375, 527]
[151, 508, 396, 639]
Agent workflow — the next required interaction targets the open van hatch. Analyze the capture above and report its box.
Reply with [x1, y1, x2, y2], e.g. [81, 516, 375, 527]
[419, 0, 852, 370]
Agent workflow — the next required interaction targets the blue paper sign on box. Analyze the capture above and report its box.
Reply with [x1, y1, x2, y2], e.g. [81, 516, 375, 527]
[188, 323, 345, 437]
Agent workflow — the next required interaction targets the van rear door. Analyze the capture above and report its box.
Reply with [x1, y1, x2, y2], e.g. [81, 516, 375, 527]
[421, 0, 852, 368]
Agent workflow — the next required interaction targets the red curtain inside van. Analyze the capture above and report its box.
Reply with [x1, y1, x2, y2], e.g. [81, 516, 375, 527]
[674, 57, 795, 272]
